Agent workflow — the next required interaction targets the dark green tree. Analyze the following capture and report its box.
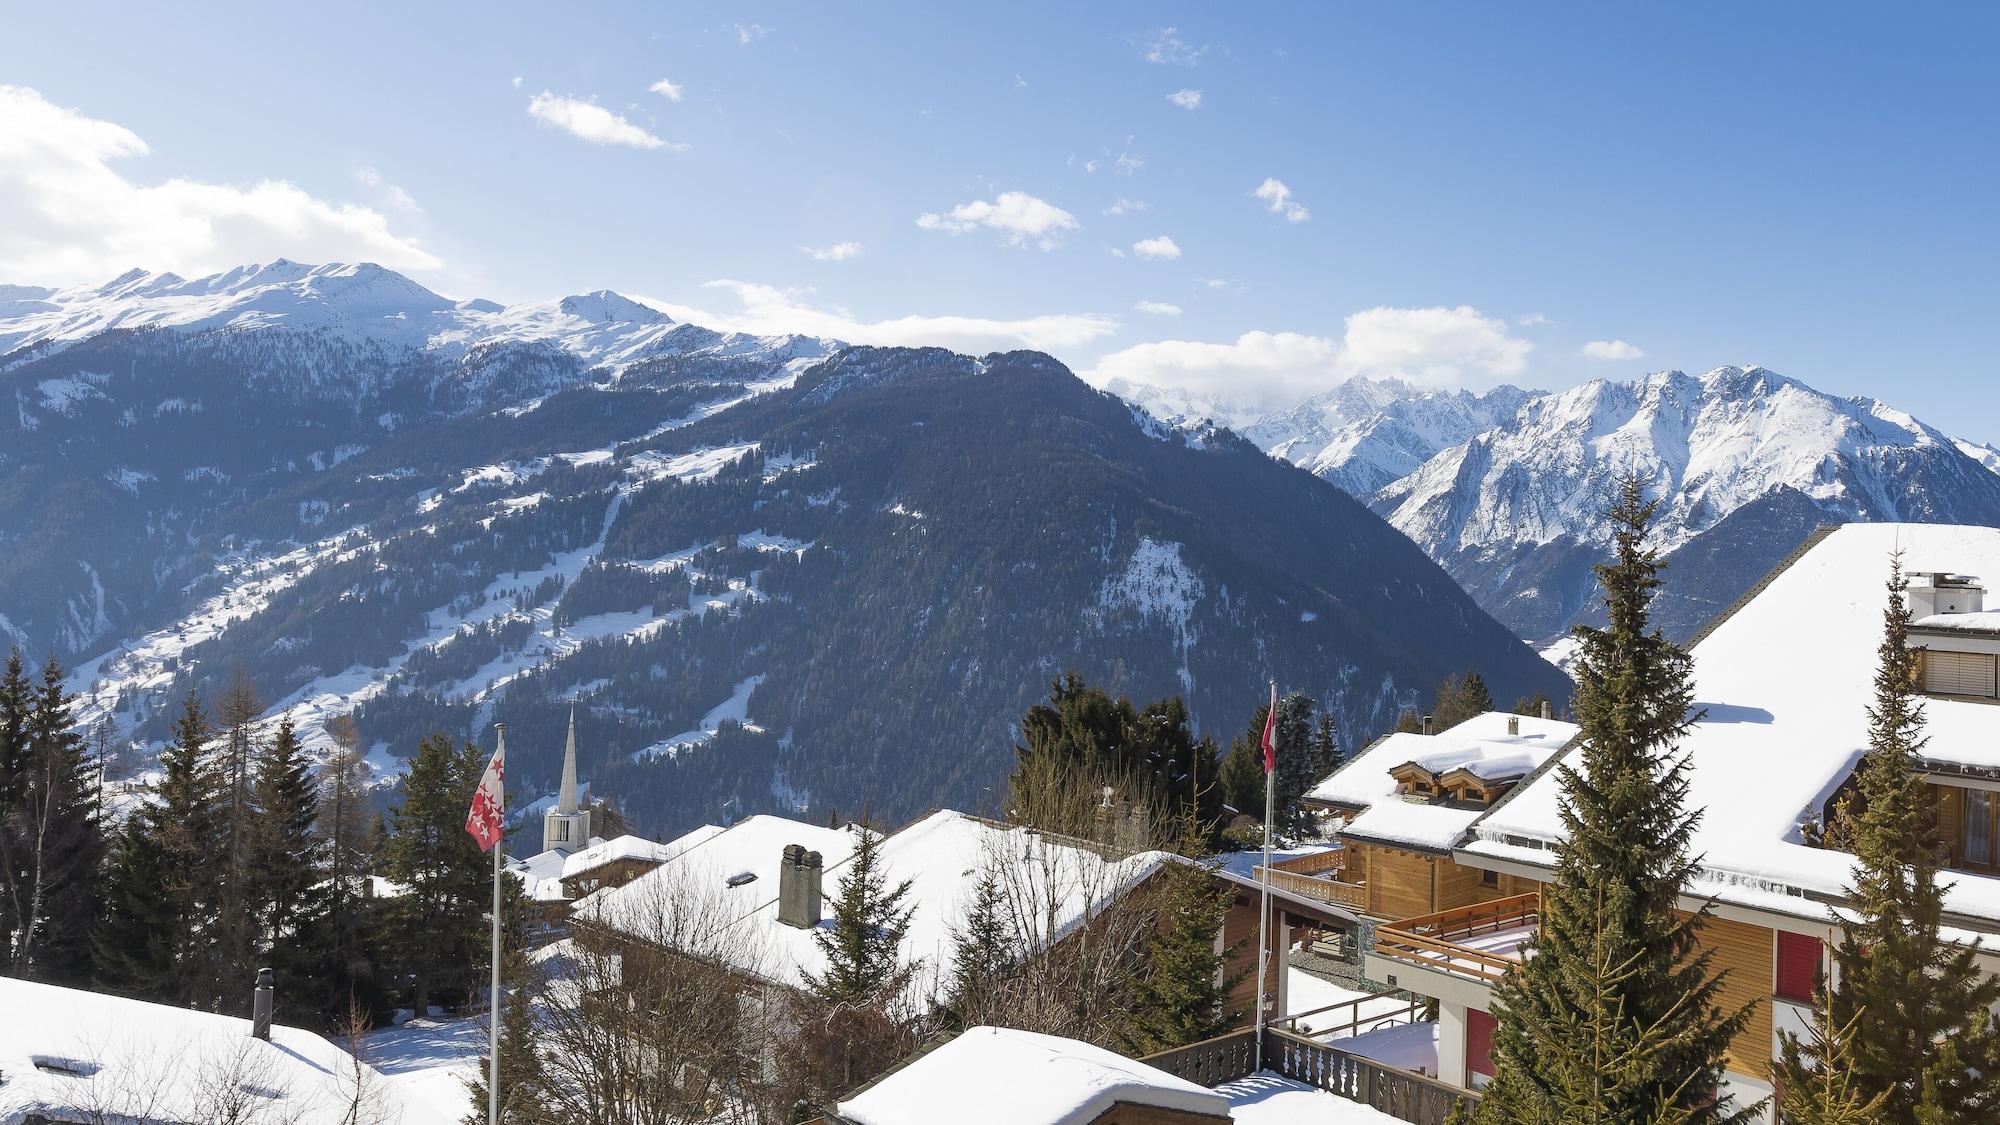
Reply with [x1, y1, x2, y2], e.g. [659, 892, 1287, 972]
[0, 657, 103, 984]
[0, 651, 31, 963]
[1118, 849, 1241, 1054]
[1773, 992, 1888, 1124]
[1268, 691, 1319, 833]
[808, 828, 914, 1006]
[1776, 559, 2000, 1122]
[1431, 670, 1494, 732]
[1007, 674, 1222, 844]
[247, 712, 330, 1023]
[385, 732, 487, 1016]
[1478, 479, 1755, 1124]
[943, 865, 1013, 1029]
[1217, 734, 1264, 816]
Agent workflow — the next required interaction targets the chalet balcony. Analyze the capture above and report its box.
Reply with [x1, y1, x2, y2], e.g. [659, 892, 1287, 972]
[1371, 892, 1540, 985]
[1251, 846, 1368, 909]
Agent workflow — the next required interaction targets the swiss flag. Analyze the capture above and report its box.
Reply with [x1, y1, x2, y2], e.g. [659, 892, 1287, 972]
[1260, 682, 1278, 774]
[465, 734, 506, 852]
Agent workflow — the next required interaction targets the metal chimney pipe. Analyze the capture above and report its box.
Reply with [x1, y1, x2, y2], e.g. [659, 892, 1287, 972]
[252, 967, 274, 1041]
[1420, 714, 1433, 736]
[1540, 700, 1552, 721]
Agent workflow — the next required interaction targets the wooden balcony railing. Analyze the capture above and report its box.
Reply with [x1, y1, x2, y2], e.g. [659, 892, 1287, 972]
[1254, 865, 1368, 909]
[1268, 847, 1347, 876]
[1142, 1025, 1477, 1125]
[1276, 987, 1425, 1042]
[1371, 892, 1539, 984]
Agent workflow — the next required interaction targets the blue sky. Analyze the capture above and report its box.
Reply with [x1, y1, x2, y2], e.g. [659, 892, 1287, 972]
[4, 2, 1997, 436]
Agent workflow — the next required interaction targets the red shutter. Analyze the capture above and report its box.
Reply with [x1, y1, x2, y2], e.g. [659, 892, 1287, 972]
[1775, 930, 1822, 1004]
[1466, 1007, 1497, 1077]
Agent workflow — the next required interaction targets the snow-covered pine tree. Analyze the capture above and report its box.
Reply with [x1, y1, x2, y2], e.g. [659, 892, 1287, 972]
[1477, 478, 1755, 1124]
[808, 827, 914, 1005]
[1786, 558, 2000, 1122]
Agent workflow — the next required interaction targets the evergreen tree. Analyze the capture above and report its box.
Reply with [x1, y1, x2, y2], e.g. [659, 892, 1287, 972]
[1217, 735, 1264, 816]
[1778, 559, 2000, 1122]
[385, 732, 488, 1016]
[1118, 847, 1240, 1054]
[1268, 691, 1318, 833]
[808, 828, 914, 1005]
[1478, 479, 1755, 1124]
[943, 865, 1013, 1027]
[1006, 674, 1223, 842]
[1431, 670, 1494, 732]
[1773, 995, 1888, 1124]
[0, 650, 31, 963]
[215, 667, 262, 1001]
[320, 713, 384, 1019]
[1309, 710, 1343, 781]
[0, 658, 104, 984]
[247, 712, 329, 1023]
[95, 809, 174, 996]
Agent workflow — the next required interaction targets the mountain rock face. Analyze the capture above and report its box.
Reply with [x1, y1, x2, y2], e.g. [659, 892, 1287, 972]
[1370, 366, 2000, 640]
[1116, 366, 2000, 646]
[1, 263, 1567, 838]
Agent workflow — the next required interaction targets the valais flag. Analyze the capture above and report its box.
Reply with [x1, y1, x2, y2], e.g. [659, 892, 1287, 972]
[1260, 682, 1278, 774]
[465, 733, 505, 853]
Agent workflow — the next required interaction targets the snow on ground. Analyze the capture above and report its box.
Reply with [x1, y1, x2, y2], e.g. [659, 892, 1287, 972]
[1326, 1020, 1439, 1077]
[1216, 1073, 1403, 1123]
[1283, 969, 1419, 1042]
[363, 1013, 486, 1125]
[626, 442, 761, 485]
[631, 674, 765, 760]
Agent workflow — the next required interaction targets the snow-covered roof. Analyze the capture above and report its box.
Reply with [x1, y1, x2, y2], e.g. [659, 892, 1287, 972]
[1914, 610, 2000, 634]
[577, 810, 1171, 999]
[558, 828, 719, 881]
[1306, 711, 1576, 853]
[1466, 523, 2000, 928]
[0, 976, 426, 1125]
[834, 1025, 1230, 1125]
[506, 837, 607, 903]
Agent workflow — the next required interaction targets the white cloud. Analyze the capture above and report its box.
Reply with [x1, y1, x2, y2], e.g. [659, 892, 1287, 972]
[1516, 312, 1552, 327]
[1167, 89, 1203, 110]
[1253, 177, 1310, 222]
[527, 91, 683, 150]
[636, 280, 1119, 354]
[0, 84, 439, 285]
[1143, 27, 1205, 66]
[1104, 198, 1146, 216]
[801, 241, 863, 261]
[511, 76, 523, 89]
[649, 78, 684, 101]
[1083, 159, 1099, 174]
[1582, 339, 1643, 360]
[735, 23, 768, 44]
[1134, 301, 1182, 317]
[1115, 149, 1146, 175]
[1197, 277, 1234, 290]
[354, 166, 422, 214]
[1086, 305, 1532, 409]
[1132, 235, 1181, 260]
[916, 191, 1079, 250]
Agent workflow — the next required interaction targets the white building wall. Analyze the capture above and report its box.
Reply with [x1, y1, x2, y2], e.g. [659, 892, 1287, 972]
[1436, 1000, 1468, 1087]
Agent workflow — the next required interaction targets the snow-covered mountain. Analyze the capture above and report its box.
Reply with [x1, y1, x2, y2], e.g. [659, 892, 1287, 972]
[1372, 365, 2000, 640]
[1244, 379, 1538, 496]
[1109, 365, 2000, 646]
[0, 262, 1566, 840]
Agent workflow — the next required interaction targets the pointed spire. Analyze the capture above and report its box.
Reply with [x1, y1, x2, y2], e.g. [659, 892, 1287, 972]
[558, 703, 580, 815]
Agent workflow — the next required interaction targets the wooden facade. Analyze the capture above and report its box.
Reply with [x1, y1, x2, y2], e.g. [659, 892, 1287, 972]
[561, 854, 666, 899]
[1345, 841, 1532, 921]
[1693, 912, 1778, 1081]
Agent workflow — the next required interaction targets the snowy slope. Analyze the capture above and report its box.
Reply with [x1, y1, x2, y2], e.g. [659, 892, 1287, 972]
[1245, 379, 1537, 496]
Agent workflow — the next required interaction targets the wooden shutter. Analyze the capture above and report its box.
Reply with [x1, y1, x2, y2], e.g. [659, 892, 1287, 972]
[1924, 650, 1998, 698]
[1775, 930, 1822, 1004]
[1466, 1007, 1497, 1077]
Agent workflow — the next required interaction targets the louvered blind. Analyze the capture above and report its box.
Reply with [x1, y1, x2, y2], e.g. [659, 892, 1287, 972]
[1925, 650, 1998, 698]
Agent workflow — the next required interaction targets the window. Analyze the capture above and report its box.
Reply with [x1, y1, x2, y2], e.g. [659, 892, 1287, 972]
[1925, 650, 1999, 698]
[1775, 931, 1822, 1004]
[1967, 790, 1994, 868]
[1480, 869, 1501, 888]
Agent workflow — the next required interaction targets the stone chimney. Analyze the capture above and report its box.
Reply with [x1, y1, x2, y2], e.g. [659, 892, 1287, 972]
[1419, 714, 1433, 736]
[777, 845, 824, 929]
[1539, 700, 1552, 721]
[251, 967, 274, 1041]
[1506, 715, 1520, 736]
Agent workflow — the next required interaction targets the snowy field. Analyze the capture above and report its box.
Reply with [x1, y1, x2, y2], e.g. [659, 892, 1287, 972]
[362, 1013, 486, 1123]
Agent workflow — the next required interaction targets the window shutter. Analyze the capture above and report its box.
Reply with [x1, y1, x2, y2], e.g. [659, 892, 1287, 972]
[1924, 650, 1999, 698]
[1775, 930, 1822, 1004]
[1467, 1007, 1498, 1077]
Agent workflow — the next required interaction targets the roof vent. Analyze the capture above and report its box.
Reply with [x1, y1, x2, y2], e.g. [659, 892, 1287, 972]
[32, 1055, 100, 1078]
[1910, 572, 1986, 619]
[725, 871, 758, 888]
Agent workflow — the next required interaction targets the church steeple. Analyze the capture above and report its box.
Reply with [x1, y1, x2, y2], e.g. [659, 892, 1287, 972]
[543, 703, 591, 854]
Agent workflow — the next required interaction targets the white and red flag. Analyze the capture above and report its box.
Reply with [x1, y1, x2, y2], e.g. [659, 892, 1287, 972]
[465, 736, 506, 852]
[1260, 681, 1278, 773]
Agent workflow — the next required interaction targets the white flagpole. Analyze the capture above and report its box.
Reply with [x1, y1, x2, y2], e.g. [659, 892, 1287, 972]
[489, 723, 505, 1125]
[1254, 680, 1275, 1073]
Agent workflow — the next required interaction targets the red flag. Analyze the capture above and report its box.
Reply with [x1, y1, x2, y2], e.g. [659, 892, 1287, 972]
[465, 737, 505, 852]
[1260, 682, 1278, 774]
